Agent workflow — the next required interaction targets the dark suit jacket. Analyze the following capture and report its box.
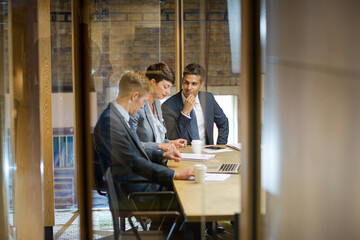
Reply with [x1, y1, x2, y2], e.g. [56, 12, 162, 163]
[161, 90, 229, 145]
[93, 103, 174, 193]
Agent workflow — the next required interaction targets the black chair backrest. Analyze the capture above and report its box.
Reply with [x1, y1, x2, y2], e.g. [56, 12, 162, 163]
[104, 167, 132, 212]
[92, 133, 107, 196]
[104, 167, 181, 240]
[94, 159, 107, 196]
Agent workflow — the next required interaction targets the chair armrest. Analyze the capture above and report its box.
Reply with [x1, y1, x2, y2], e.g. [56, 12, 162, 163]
[115, 178, 163, 191]
[117, 179, 151, 184]
[127, 211, 182, 240]
[128, 191, 175, 198]
[129, 210, 181, 218]
[128, 191, 176, 212]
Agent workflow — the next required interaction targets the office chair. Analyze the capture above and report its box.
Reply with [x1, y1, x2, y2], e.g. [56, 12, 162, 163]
[94, 155, 107, 196]
[91, 132, 107, 196]
[104, 167, 182, 240]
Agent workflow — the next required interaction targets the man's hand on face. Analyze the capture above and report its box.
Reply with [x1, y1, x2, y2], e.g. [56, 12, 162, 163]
[182, 94, 196, 116]
[163, 144, 182, 162]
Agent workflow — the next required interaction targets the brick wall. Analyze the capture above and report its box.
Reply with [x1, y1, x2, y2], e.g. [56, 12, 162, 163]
[51, 0, 73, 92]
[50, 0, 240, 111]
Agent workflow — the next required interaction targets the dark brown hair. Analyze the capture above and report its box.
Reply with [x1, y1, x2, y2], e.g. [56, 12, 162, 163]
[183, 63, 205, 83]
[145, 62, 175, 84]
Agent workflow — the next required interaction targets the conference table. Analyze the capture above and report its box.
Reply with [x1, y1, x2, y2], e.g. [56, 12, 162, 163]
[167, 145, 241, 225]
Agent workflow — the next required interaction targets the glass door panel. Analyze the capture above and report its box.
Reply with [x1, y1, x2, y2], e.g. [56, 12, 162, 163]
[50, 0, 79, 239]
[0, 1, 14, 238]
[183, 0, 240, 144]
[88, 1, 176, 238]
[180, 0, 241, 238]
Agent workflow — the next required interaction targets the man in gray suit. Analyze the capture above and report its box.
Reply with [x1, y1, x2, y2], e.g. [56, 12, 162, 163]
[93, 71, 194, 194]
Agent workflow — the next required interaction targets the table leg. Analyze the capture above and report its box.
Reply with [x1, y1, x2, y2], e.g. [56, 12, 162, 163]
[212, 221, 217, 240]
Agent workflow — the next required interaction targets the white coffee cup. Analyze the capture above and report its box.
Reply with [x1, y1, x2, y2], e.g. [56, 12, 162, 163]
[191, 140, 202, 154]
[194, 164, 207, 183]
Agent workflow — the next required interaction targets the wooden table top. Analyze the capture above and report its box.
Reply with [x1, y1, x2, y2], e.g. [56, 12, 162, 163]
[167, 145, 241, 222]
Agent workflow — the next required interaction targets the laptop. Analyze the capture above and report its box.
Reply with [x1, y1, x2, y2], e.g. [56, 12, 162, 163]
[206, 163, 240, 174]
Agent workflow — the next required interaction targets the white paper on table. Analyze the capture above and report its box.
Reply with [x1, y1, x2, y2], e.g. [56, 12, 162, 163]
[188, 173, 232, 182]
[181, 153, 215, 161]
[201, 147, 233, 153]
[205, 173, 232, 182]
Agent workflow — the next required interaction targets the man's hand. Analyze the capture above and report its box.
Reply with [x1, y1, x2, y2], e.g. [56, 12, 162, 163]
[174, 168, 194, 180]
[163, 144, 182, 162]
[170, 138, 187, 149]
[182, 94, 196, 116]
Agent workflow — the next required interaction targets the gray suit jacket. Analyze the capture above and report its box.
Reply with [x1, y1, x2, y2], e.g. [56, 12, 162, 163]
[130, 99, 170, 151]
[93, 103, 174, 193]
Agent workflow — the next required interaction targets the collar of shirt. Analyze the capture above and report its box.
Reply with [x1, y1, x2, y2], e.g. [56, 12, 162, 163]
[112, 100, 130, 127]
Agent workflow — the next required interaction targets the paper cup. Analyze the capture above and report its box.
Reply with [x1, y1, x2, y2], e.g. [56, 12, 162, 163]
[194, 164, 207, 183]
[191, 140, 202, 154]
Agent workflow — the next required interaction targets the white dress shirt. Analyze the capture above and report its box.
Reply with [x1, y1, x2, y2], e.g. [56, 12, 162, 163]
[113, 101, 130, 128]
[181, 92, 206, 145]
[144, 101, 167, 143]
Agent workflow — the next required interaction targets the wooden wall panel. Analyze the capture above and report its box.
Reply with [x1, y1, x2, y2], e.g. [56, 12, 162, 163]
[240, 0, 261, 239]
[12, 0, 44, 239]
[72, 0, 93, 239]
[175, 0, 184, 91]
[38, 0, 54, 227]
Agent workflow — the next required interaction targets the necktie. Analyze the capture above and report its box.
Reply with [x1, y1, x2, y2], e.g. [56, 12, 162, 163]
[190, 110, 200, 140]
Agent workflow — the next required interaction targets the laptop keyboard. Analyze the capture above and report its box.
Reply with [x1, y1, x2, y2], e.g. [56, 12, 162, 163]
[218, 163, 240, 173]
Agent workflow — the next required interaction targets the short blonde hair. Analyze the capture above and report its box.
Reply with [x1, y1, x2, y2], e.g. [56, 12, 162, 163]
[118, 70, 152, 97]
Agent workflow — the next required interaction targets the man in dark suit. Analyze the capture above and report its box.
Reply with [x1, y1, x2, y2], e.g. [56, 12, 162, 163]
[162, 63, 229, 145]
[93, 70, 194, 195]
[161, 63, 229, 236]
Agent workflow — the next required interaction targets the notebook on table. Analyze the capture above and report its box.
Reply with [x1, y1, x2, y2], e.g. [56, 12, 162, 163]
[206, 163, 240, 174]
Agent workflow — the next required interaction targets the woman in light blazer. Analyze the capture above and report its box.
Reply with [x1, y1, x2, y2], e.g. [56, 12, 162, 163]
[130, 62, 187, 151]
